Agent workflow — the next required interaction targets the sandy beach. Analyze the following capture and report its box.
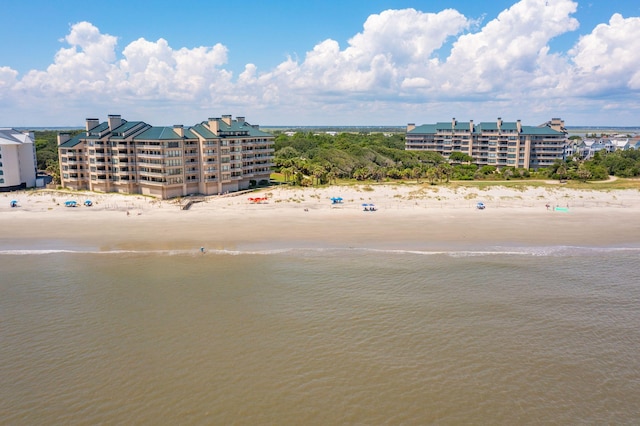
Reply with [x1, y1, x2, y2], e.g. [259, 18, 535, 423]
[2, 184, 640, 251]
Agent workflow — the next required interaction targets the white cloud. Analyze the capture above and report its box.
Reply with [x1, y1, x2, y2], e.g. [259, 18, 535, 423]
[0, 66, 18, 93]
[432, 0, 579, 96]
[2, 1, 640, 125]
[15, 22, 118, 96]
[568, 13, 640, 92]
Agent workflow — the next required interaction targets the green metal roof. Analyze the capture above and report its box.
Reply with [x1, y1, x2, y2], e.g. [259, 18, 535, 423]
[133, 126, 196, 141]
[476, 122, 499, 131]
[192, 123, 218, 139]
[453, 121, 472, 130]
[58, 133, 84, 148]
[86, 122, 110, 138]
[217, 119, 272, 137]
[408, 124, 437, 134]
[408, 120, 564, 136]
[183, 128, 198, 139]
[500, 122, 518, 131]
[521, 125, 563, 135]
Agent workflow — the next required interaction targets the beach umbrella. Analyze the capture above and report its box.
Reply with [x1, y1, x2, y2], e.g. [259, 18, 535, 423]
[10, 200, 18, 207]
[84, 200, 92, 206]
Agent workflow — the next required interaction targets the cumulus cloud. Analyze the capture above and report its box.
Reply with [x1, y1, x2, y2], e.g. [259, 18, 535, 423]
[569, 14, 640, 93]
[15, 22, 117, 95]
[2, 0, 640, 125]
[0, 66, 18, 93]
[272, 8, 470, 94]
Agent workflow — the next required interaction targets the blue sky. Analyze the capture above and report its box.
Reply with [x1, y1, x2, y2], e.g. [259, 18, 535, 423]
[1, 0, 639, 127]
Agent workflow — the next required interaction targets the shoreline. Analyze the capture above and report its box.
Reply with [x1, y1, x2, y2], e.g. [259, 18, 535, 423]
[2, 185, 640, 251]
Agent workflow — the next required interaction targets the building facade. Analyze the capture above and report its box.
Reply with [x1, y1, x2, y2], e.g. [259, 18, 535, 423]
[0, 128, 37, 191]
[58, 115, 274, 199]
[406, 118, 567, 170]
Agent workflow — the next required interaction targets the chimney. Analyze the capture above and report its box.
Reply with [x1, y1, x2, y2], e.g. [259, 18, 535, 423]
[469, 120, 474, 132]
[237, 116, 245, 123]
[497, 117, 502, 129]
[86, 118, 100, 132]
[407, 123, 415, 132]
[517, 119, 522, 133]
[208, 117, 219, 134]
[452, 117, 456, 128]
[173, 124, 184, 138]
[221, 114, 232, 125]
[549, 118, 564, 132]
[57, 133, 71, 146]
[108, 114, 122, 131]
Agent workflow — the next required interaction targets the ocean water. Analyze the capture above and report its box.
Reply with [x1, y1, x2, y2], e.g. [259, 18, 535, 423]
[1, 246, 639, 424]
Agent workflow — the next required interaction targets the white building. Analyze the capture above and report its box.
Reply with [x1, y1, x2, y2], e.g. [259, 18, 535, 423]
[0, 128, 37, 191]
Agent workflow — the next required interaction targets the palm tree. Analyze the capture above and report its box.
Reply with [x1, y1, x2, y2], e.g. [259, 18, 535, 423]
[312, 165, 326, 186]
[280, 166, 294, 182]
[437, 163, 453, 183]
[412, 166, 423, 183]
[425, 167, 438, 185]
[353, 167, 370, 181]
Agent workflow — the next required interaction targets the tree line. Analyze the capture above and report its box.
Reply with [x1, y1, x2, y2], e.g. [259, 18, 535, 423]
[33, 130, 640, 187]
[273, 131, 640, 185]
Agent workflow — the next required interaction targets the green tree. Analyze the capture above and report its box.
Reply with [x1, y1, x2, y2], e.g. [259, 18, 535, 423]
[412, 166, 423, 183]
[425, 167, 438, 185]
[45, 160, 60, 185]
[448, 151, 473, 164]
[437, 163, 453, 183]
[312, 165, 326, 186]
[576, 163, 592, 182]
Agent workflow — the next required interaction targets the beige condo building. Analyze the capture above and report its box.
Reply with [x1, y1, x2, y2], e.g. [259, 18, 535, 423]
[58, 114, 274, 199]
[406, 118, 567, 169]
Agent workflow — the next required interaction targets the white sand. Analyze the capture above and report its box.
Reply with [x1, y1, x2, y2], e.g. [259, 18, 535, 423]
[2, 184, 639, 250]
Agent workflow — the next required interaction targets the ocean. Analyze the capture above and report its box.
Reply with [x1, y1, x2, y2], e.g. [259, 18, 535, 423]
[1, 245, 639, 424]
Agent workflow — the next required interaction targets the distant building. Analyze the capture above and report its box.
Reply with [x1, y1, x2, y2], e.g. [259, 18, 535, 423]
[58, 115, 274, 199]
[405, 117, 567, 169]
[0, 128, 37, 191]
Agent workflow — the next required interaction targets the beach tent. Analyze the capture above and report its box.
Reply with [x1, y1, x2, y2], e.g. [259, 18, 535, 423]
[65, 200, 78, 207]
[84, 200, 93, 207]
[10, 200, 18, 208]
[476, 202, 486, 210]
[331, 197, 343, 204]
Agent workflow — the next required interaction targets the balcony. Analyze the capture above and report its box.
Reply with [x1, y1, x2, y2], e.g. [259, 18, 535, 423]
[136, 152, 164, 159]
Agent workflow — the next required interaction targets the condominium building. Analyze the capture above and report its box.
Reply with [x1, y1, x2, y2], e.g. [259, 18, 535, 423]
[58, 114, 274, 199]
[406, 118, 567, 169]
[0, 128, 37, 191]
